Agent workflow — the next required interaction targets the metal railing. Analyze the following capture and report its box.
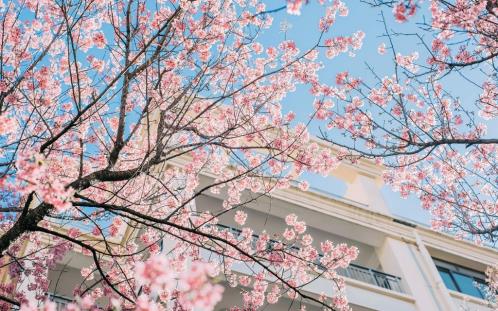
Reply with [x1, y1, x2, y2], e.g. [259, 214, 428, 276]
[10, 294, 72, 311]
[216, 224, 404, 293]
[337, 264, 403, 293]
[46, 293, 72, 310]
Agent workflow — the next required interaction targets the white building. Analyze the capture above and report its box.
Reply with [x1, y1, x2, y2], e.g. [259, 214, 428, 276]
[2, 155, 497, 311]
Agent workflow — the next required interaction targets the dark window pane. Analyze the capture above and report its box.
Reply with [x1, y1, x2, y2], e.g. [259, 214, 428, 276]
[452, 273, 484, 299]
[437, 268, 458, 291]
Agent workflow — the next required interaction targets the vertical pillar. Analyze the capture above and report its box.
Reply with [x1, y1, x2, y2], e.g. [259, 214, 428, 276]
[332, 163, 390, 215]
[376, 236, 453, 311]
[413, 231, 456, 310]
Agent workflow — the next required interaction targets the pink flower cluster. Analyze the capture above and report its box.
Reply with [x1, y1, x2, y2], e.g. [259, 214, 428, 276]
[479, 81, 498, 120]
[4, 0, 367, 310]
[234, 210, 247, 226]
[135, 255, 223, 310]
[0, 114, 16, 136]
[324, 31, 365, 59]
[395, 52, 419, 73]
[176, 262, 224, 310]
[15, 153, 74, 212]
[393, 0, 418, 23]
[135, 255, 177, 292]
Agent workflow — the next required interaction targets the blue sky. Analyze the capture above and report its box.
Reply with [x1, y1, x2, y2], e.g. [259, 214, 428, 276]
[256, 1, 439, 224]
[10, 1, 488, 226]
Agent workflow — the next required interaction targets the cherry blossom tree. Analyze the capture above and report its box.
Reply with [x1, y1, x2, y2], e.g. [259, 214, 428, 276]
[0, 0, 362, 310]
[320, 0, 498, 244]
[486, 264, 498, 307]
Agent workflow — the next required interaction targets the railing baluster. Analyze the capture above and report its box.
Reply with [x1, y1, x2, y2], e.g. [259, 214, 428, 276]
[339, 264, 403, 293]
[214, 224, 404, 294]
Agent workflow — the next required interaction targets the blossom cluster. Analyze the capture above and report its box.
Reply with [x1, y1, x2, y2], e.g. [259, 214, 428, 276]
[0, 0, 364, 310]
[13, 153, 74, 212]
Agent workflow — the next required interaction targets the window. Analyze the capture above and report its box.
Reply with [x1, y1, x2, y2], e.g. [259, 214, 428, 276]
[434, 259, 488, 299]
[437, 267, 458, 291]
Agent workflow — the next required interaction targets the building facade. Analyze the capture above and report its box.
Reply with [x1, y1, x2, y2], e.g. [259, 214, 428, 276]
[2, 155, 497, 311]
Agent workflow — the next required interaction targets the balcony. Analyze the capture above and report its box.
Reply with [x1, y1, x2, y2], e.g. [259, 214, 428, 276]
[216, 224, 404, 293]
[337, 264, 403, 293]
[46, 293, 72, 310]
[10, 294, 71, 311]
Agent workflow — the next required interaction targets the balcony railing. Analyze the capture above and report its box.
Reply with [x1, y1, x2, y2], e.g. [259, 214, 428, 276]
[46, 293, 72, 310]
[337, 264, 404, 293]
[216, 224, 404, 293]
[10, 294, 72, 311]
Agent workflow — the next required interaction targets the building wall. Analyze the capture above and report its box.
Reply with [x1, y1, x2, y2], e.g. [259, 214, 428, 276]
[195, 193, 497, 311]
[2, 157, 497, 311]
[196, 195, 382, 269]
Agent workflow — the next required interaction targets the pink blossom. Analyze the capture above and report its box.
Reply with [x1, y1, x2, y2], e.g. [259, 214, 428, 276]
[0, 114, 16, 135]
[377, 42, 386, 55]
[177, 262, 224, 311]
[92, 32, 106, 49]
[135, 295, 159, 311]
[393, 1, 417, 23]
[283, 228, 296, 240]
[285, 213, 298, 226]
[298, 181, 309, 191]
[287, 0, 304, 15]
[234, 210, 247, 226]
[15, 153, 74, 212]
[135, 255, 175, 291]
[80, 267, 94, 281]
[294, 221, 307, 234]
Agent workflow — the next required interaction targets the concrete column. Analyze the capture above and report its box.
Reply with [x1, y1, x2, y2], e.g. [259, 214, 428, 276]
[344, 174, 390, 214]
[413, 231, 456, 310]
[332, 163, 391, 215]
[376, 237, 452, 311]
